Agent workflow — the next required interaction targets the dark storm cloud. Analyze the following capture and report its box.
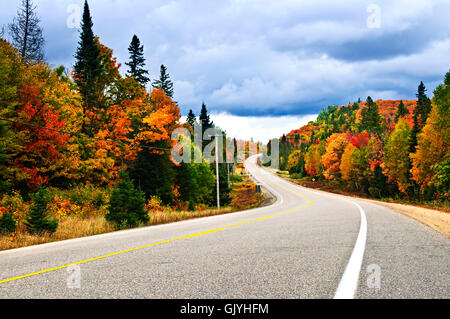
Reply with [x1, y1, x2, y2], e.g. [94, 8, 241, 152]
[1, 0, 449, 117]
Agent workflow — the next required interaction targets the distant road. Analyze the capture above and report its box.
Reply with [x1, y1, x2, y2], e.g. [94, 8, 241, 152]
[0, 156, 448, 298]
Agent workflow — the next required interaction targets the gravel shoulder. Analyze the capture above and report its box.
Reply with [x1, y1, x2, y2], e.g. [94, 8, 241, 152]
[264, 167, 450, 238]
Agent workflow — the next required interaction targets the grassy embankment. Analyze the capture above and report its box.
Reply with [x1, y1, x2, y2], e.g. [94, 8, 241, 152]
[0, 172, 265, 251]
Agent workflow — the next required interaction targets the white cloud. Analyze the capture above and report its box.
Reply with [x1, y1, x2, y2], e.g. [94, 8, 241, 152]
[208, 112, 318, 143]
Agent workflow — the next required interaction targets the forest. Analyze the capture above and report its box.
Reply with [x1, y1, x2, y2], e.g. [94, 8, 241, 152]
[0, 0, 258, 246]
[277, 77, 449, 208]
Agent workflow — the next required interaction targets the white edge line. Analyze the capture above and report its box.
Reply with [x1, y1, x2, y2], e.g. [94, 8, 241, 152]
[333, 201, 368, 299]
[262, 168, 368, 298]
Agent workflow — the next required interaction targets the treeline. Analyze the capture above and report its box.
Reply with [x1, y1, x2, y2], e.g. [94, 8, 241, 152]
[277, 74, 449, 204]
[0, 0, 229, 234]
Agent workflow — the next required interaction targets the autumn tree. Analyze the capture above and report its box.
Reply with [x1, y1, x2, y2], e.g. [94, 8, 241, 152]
[321, 133, 348, 180]
[411, 72, 450, 199]
[305, 141, 325, 177]
[128, 88, 181, 204]
[8, 0, 45, 63]
[152, 64, 174, 98]
[384, 119, 412, 195]
[125, 35, 150, 87]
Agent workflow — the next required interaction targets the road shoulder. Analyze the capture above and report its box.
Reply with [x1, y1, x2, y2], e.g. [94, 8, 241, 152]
[263, 166, 450, 238]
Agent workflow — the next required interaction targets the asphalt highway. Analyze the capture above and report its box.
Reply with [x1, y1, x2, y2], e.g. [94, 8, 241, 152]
[0, 156, 448, 298]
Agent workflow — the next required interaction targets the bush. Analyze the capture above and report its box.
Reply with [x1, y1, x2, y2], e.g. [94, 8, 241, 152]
[0, 209, 17, 234]
[25, 188, 58, 235]
[105, 171, 148, 229]
[0, 191, 30, 223]
[230, 174, 243, 183]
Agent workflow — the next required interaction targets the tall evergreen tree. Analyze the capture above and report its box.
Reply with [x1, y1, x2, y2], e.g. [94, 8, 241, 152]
[186, 109, 196, 128]
[125, 35, 150, 87]
[416, 81, 432, 128]
[73, 0, 102, 134]
[410, 82, 432, 153]
[8, 0, 45, 63]
[152, 64, 174, 98]
[199, 102, 214, 150]
[395, 100, 409, 122]
[359, 96, 383, 135]
[199, 102, 213, 131]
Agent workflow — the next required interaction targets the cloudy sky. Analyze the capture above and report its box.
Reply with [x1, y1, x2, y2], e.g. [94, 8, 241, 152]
[1, 0, 449, 142]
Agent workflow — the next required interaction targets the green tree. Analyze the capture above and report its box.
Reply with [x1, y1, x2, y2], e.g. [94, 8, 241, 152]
[0, 211, 17, 234]
[125, 35, 150, 87]
[129, 147, 176, 204]
[73, 0, 102, 134]
[105, 171, 148, 228]
[288, 150, 306, 177]
[176, 144, 215, 209]
[152, 64, 174, 98]
[199, 102, 214, 150]
[186, 109, 196, 128]
[410, 82, 432, 153]
[394, 100, 409, 122]
[359, 96, 383, 135]
[25, 188, 58, 235]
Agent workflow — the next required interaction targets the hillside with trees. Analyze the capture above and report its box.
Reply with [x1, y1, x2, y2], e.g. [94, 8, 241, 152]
[277, 78, 449, 207]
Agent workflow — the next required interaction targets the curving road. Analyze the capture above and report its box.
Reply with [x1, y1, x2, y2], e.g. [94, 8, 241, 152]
[0, 156, 449, 299]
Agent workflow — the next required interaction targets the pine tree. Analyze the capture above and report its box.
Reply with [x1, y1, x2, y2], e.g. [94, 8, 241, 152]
[186, 109, 196, 128]
[395, 100, 409, 122]
[359, 96, 383, 135]
[416, 81, 432, 127]
[73, 0, 102, 134]
[105, 171, 148, 229]
[410, 82, 432, 153]
[152, 64, 174, 98]
[25, 188, 58, 235]
[445, 70, 450, 85]
[0, 211, 17, 234]
[125, 35, 150, 87]
[199, 102, 213, 130]
[8, 0, 45, 63]
[199, 102, 214, 150]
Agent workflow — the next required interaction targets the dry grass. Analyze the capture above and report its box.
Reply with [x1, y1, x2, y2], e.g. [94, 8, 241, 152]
[0, 175, 266, 251]
[0, 216, 115, 251]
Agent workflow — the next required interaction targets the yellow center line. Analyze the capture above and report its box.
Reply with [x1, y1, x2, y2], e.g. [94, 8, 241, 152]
[0, 177, 312, 285]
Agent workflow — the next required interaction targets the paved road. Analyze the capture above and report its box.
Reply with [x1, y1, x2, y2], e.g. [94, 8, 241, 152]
[0, 156, 448, 299]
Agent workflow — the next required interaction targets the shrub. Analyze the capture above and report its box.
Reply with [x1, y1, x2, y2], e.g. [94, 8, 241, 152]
[105, 171, 148, 229]
[0, 208, 17, 234]
[145, 196, 164, 212]
[0, 191, 30, 224]
[25, 188, 58, 235]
